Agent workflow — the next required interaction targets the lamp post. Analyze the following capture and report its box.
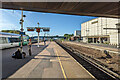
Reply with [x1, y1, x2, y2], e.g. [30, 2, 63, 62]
[37, 22, 40, 47]
[20, 10, 26, 52]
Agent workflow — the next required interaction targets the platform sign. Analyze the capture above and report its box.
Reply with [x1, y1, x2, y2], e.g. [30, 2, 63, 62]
[43, 27, 50, 32]
[27, 29, 34, 31]
[27, 27, 35, 31]
[27, 27, 50, 32]
[20, 32, 25, 35]
[43, 29, 50, 32]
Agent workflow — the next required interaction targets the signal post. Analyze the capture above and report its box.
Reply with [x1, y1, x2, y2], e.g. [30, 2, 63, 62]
[37, 22, 40, 47]
[19, 10, 26, 52]
[27, 25, 50, 48]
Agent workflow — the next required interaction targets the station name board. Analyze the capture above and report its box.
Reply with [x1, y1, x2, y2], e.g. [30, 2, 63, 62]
[27, 27, 50, 32]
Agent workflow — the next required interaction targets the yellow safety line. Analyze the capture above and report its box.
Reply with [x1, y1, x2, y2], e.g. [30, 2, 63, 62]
[55, 43, 95, 79]
[71, 55, 96, 79]
[56, 48, 67, 80]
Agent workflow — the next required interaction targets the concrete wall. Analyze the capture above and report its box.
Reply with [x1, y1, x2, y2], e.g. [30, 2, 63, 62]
[110, 32, 118, 45]
[74, 30, 81, 36]
[83, 37, 88, 43]
[81, 17, 120, 45]
[117, 33, 120, 47]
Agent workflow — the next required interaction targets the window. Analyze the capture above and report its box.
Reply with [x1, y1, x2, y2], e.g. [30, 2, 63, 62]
[0, 37, 8, 44]
[0, 37, 2, 44]
[92, 21, 98, 24]
[8, 38, 20, 43]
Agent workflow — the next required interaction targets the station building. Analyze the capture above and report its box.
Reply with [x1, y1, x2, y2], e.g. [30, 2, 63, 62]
[81, 17, 120, 47]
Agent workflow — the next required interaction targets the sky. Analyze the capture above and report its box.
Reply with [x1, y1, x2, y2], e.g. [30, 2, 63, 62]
[0, 9, 97, 36]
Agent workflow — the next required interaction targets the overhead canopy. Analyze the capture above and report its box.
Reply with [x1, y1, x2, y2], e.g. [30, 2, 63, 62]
[1, 2, 120, 18]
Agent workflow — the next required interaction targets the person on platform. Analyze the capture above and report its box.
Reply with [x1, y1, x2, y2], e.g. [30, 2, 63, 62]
[28, 39, 32, 56]
[43, 38, 46, 45]
[12, 48, 22, 59]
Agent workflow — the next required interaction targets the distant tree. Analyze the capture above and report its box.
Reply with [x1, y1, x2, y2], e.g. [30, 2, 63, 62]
[56, 35, 59, 37]
[9, 31, 13, 33]
[1, 30, 31, 37]
[1, 30, 20, 34]
[64, 34, 68, 37]
[71, 34, 74, 36]
[64, 34, 74, 40]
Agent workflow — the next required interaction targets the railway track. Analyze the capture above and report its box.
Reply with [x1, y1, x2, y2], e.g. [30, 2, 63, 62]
[56, 41, 120, 80]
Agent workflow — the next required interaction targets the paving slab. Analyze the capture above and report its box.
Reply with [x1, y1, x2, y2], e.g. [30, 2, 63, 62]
[2, 41, 50, 78]
[8, 42, 95, 79]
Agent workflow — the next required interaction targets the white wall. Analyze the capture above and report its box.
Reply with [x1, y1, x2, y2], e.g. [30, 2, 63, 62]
[110, 32, 120, 45]
[110, 32, 117, 45]
[83, 37, 88, 43]
[118, 33, 120, 45]
[74, 30, 81, 36]
[81, 17, 120, 45]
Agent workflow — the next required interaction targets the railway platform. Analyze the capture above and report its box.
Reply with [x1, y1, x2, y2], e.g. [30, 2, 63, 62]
[2, 41, 50, 79]
[8, 42, 95, 79]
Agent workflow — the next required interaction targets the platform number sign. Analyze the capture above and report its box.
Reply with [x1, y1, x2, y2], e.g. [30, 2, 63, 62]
[27, 27, 35, 31]
[27, 27, 50, 32]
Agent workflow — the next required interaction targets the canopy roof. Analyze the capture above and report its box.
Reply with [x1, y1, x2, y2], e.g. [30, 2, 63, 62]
[1, 2, 120, 18]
